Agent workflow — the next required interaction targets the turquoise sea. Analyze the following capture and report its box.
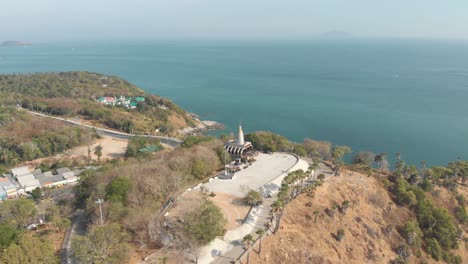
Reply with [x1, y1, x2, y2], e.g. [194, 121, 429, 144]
[1, 39, 467, 166]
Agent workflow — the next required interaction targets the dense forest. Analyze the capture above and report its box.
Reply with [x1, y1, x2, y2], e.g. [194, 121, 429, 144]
[0, 71, 196, 135]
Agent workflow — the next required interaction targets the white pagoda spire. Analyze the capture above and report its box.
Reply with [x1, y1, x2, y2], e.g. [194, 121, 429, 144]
[237, 123, 245, 145]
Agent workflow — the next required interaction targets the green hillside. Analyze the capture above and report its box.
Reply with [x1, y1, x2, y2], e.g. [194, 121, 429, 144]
[0, 71, 196, 135]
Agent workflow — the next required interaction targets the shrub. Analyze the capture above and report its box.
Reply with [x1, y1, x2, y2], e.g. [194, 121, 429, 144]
[182, 136, 214, 148]
[400, 220, 422, 247]
[419, 178, 433, 192]
[393, 180, 417, 206]
[454, 206, 467, 224]
[335, 229, 345, 242]
[396, 244, 411, 260]
[424, 236, 441, 260]
[183, 199, 226, 245]
[243, 190, 263, 206]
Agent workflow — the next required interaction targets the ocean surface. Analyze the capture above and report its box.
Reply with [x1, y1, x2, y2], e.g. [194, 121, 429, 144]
[1, 39, 467, 166]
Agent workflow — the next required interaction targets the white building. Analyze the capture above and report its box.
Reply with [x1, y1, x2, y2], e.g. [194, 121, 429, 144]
[16, 174, 41, 192]
[57, 168, 78, 184]
[224, 124, 253, 157]
[11, 166, 31, 177]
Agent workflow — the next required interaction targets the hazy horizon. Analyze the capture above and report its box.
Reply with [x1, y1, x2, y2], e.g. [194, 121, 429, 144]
[2, 1, 468, 42]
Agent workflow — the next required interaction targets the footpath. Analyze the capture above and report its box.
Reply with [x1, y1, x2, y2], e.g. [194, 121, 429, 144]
[201, 158, 310, 264]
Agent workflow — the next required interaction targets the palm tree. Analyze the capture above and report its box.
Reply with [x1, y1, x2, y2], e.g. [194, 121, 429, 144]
[94, 144, 103, 162]
[242, 234, 254, 264]
[309, 161, 319, 179]
[313, 210, 320, 222]
[255, 229, 265, 254]
[271, 200, 284, 233]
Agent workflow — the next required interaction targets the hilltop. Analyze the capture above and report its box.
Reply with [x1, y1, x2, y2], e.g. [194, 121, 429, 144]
[0, 71, 197, 135]
[251, 169, 468, 264]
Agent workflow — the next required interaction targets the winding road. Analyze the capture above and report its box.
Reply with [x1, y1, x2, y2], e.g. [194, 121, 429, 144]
[25, 109, 183, 147]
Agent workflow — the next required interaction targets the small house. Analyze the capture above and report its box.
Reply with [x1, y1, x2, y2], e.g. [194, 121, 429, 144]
[11, 166, 31, 178]
[0, 176, 18, 198]
[57, 168, 78, 184]
[16, 174, 40, 192]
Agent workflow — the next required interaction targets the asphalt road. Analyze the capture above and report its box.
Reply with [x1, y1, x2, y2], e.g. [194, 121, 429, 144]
[25, 110, 183, 148]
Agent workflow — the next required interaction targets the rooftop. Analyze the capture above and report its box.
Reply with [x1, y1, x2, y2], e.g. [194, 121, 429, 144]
[16, 174, 40, 189]
[11, 166, 31, 177]
[0, 177, 16, 191]
[56, 168, 72, 174]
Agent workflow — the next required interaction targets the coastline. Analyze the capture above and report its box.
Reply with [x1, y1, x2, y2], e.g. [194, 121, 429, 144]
[179, 113, 224, 135]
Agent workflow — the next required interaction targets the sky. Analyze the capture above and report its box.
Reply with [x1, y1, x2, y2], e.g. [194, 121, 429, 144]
[1, 0, 468, 41]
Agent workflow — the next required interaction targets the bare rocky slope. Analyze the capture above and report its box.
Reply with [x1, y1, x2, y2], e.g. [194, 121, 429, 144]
[251, 170, 467, 264]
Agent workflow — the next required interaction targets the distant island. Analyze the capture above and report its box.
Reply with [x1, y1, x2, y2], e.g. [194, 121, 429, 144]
[1, 40, 32, 47]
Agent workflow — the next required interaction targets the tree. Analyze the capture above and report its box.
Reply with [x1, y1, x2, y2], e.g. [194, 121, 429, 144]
[425, 238, 442, 261]
[94, 144, 103, 162]
[106, 176, 132, 204]
[271, 200, 284, 233]
[30, 187, 43, 202]
[303, 138, 332, 160]
[255, 229, 265, 254]
[400, 220, 422, 246]
[332, 146, 351, 175]
[242, 234, 254, 264]
[191, 159, 208, 180]
[0, 235, 58, 264]
[292, 144, 307, 157]
[243, 190, 263, 206]
[71, 223, 131, 264]
[0, 223, 22, 251]
[317, 174, 325, 182]
[352, 152, 375, 167]
[308, 161, 319, 178]
[374, 153, 387, 177]
[0, 198, 37, 228]
[313, 210, 320, 223]
[183, 199, 226, 245]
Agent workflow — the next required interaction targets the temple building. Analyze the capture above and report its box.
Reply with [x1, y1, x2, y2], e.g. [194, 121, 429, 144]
[224, 124, 253, 157]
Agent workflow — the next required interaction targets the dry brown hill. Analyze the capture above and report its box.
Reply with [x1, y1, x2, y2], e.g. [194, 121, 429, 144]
[251, 170, 467, 264]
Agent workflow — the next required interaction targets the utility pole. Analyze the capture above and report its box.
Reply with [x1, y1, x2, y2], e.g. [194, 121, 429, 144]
[95, 199, 104, 226]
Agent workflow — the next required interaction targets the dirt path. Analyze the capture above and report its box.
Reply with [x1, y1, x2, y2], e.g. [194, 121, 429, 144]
[22, 135, 128, 167]
[209, 193, 250, 230]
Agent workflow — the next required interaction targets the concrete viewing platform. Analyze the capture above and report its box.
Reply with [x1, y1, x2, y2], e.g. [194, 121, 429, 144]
[204, 153, 298, 197]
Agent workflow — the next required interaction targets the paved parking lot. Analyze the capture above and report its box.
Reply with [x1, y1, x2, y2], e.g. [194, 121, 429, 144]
[204, 153, 297, 197]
